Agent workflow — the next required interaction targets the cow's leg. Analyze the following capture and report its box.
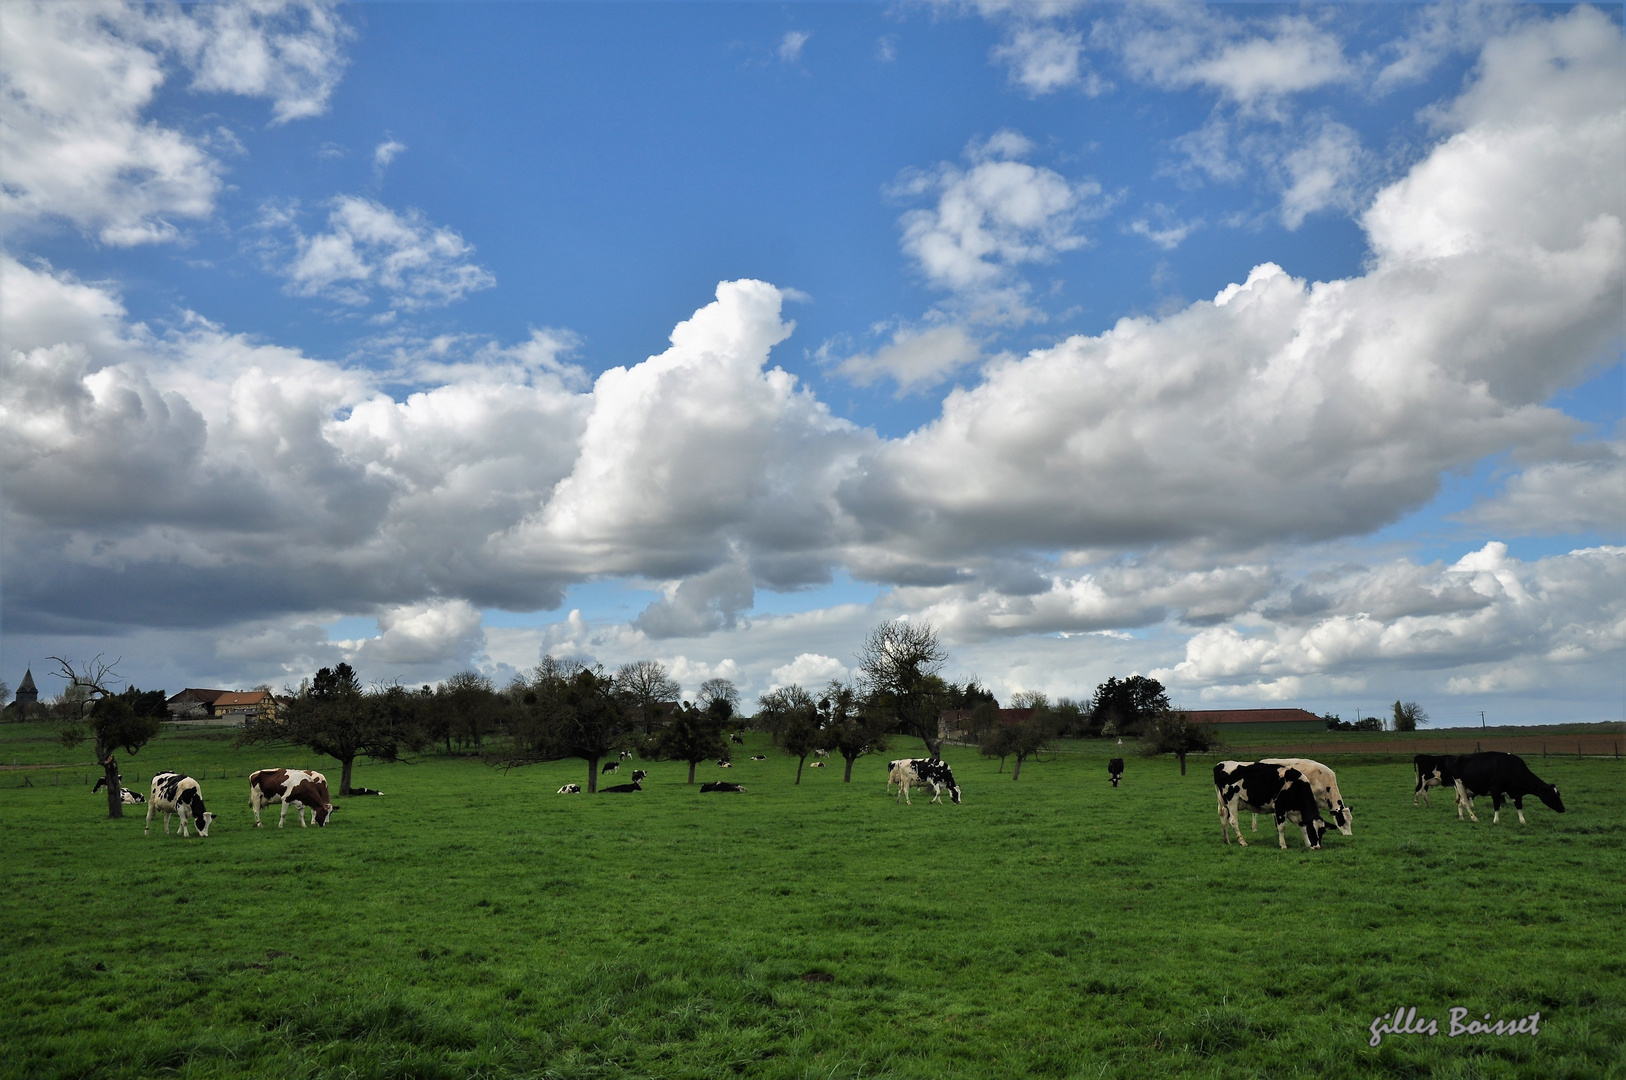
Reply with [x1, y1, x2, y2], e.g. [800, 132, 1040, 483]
[1275, 811, 1290, 850]
[145, 801, 156, 836]
[1454, 780, 1477, 822]
[1491, 793, 1505, 825]
[278, 799, 290, 829]
[1513, 795, 1527, 825]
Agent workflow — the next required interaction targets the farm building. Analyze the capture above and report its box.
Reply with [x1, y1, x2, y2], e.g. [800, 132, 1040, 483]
[1184, 708, 1325, 733]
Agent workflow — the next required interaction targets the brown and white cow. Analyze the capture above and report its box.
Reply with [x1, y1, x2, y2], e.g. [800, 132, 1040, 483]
[248, 769, 334, 828]
[1257, 758, 1353, 836]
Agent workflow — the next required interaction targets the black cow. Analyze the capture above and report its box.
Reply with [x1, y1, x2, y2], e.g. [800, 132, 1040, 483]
[1108, 758, 1125, 787]
[599, 778, 643, 793]
[1413, 753, 1461, 807]
[348, 786, 385, 796]
[700, 781, 746, 793]
[92, 775, 146, 803]
[1213, 761, 1328, 850]
[1452, 752, 1565, 825]
[729, 734, 745, 744]
[601, 760, 620, 775]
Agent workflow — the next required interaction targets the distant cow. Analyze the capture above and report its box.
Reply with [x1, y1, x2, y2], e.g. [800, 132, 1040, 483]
[92, 775, 145, 803]
[602, 761, 620, 775]
[889, 758, 962, 806]
[808, 761, 826, 768]
[620, 750, 634, 760]
[248, 769, 333, 828]
[717, 759, 732, 768]
[813, 749, 829, 757]
[1413, 754, 1461, 807]
[599, 778, 643, 793]
[700, 781, 746, 793]
[1108, 758, 1124, 787]
[730, 734, 745, 745]
[1452, 752, 1565, 825]
[1259, 758, 1352, 835]
[557, 784, 581, 794]
[749, 755, 767, 761]
[1213, 761, 1327, 850]
[630, 770, 648, 783]
[348, 786, 385, 796]
[145, 773, 215, 837]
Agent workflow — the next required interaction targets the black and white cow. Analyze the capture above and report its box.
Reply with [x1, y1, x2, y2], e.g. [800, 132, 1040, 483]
[248, 768, 333, 828]
[888, 758, 962, 806]
[730, 734, 745, 745]
[557, 784, 581, 794]
[1213, 761, 1328, 850]
[749, 755, 767, 761]
[813, 748, 829, 757]
[620, 750, 634, 760]
[1451, 752, 1565, 825]
[601, 760, 620, 775]
[716, 759, 732, 768]
[808, 761, 826, 768]
[1413, 753, 1461, 807]
[1258, 758, 1353, 835]
[348, 786, 385, 796]
[92, 775, 146, 803]
[631, 770, 648, 783]
[145, 773, 215, 837]
[700, 781, 746, 793]
[599, 778, 643, 793]
[1108, 758, 1125, 787]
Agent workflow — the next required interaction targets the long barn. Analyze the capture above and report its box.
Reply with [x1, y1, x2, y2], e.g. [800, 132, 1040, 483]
[1184, 709, 1325, 734]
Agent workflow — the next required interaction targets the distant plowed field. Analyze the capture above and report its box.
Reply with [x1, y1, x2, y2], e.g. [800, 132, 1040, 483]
[1218, 732, 1625, 758]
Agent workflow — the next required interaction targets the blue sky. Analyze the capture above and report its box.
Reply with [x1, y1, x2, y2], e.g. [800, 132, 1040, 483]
[2, 1, 1621, 726]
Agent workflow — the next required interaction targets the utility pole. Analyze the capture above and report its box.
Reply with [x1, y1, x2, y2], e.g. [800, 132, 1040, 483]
[1480, 710, 1486, 729]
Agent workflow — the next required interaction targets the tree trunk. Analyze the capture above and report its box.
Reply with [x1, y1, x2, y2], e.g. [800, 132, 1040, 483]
[687, 759, 697, 784]
[923, 735, 944, 760]
[587, 756, 599, 793]
[998, 755, 1007, 774]
[795, 756, 806, 784]
[340, 755, 355, 796]
[99, 750, 122, 819]
[843, 756, 855, 782]
[1012, 754, 1023, 781]
[1178, 751, 1187, 776]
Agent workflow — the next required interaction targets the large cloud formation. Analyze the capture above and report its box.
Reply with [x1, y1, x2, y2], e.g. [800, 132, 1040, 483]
[1, 7, 1621, 703]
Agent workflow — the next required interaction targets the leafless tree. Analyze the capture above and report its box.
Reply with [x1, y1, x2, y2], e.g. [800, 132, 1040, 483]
[856, 620, 950, 758]
[51, 656, 160, 818]
[616, 660, 681, 735]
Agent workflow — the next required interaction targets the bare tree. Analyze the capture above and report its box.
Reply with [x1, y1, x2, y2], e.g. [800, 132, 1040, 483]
[856, 620, 950, 758]
[51, 656, 161, 818]
[616, 660, 681, 735]
[1392, 701, 1430, 732]
[696, 677, 740, 716]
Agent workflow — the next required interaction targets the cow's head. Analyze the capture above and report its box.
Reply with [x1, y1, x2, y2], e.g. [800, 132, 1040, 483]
[195, 810, 215, 837]
[1540, 783, 1566, 813]
[1331, 803, 1354, 836]
[312, 803, 334, 826]
[948, 783, 962, 805]
[1304, 816, 1327, 850]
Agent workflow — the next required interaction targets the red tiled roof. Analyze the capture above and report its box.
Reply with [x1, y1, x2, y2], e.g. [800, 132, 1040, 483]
[213, 691, 271, 708]
[1185, 708, 1322, 725]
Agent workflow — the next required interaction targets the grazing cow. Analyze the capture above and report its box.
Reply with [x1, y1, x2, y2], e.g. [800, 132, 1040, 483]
[620, 750, 634, 760]
[599, 778, 643, 793]
[248, 769, 334, 828]
[1108, 758, 1124, 787]
[1451, 752, 1565, 825]
[813, 748, 829, 757]
[601, 760, 620, 775]
[749, 754, 767, 761]
[717, 759, 732, 768]
[1413, 753, 1461, 807]
[92, 776, 146, 803]
[630, 770, 648, 782]
[700, 781, 746, 793]
[1213, 761, 1328, 850]
[1258, 758, 1353, 835]
[145, 773, 215, 837]
[557, 784, 581, 794]
[730, 734, 745, 745]
[348, 786, 385, 796]
[888, 758, 962, 806]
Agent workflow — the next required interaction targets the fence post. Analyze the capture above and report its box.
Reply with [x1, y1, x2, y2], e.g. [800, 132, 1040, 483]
[1543, 742, 1546, 758]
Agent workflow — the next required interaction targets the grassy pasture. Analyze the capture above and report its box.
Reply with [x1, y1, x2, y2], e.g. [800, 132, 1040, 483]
[1, 723, 1622, 1080]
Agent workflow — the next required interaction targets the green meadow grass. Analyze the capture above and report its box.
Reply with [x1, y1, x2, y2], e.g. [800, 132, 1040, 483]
[1, 724, 1621, 1080]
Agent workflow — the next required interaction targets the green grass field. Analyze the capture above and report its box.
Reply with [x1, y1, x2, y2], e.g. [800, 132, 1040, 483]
[2, 722, 1622, 1080]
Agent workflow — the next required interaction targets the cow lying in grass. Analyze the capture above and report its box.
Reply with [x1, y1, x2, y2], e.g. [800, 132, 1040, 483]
[700, 781, 746, 793]
[1214, 761, 1328, 850]
[557, 784, 581, 794]
[1452, 752, 1565, 825]
[92, 776, 145, 803]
